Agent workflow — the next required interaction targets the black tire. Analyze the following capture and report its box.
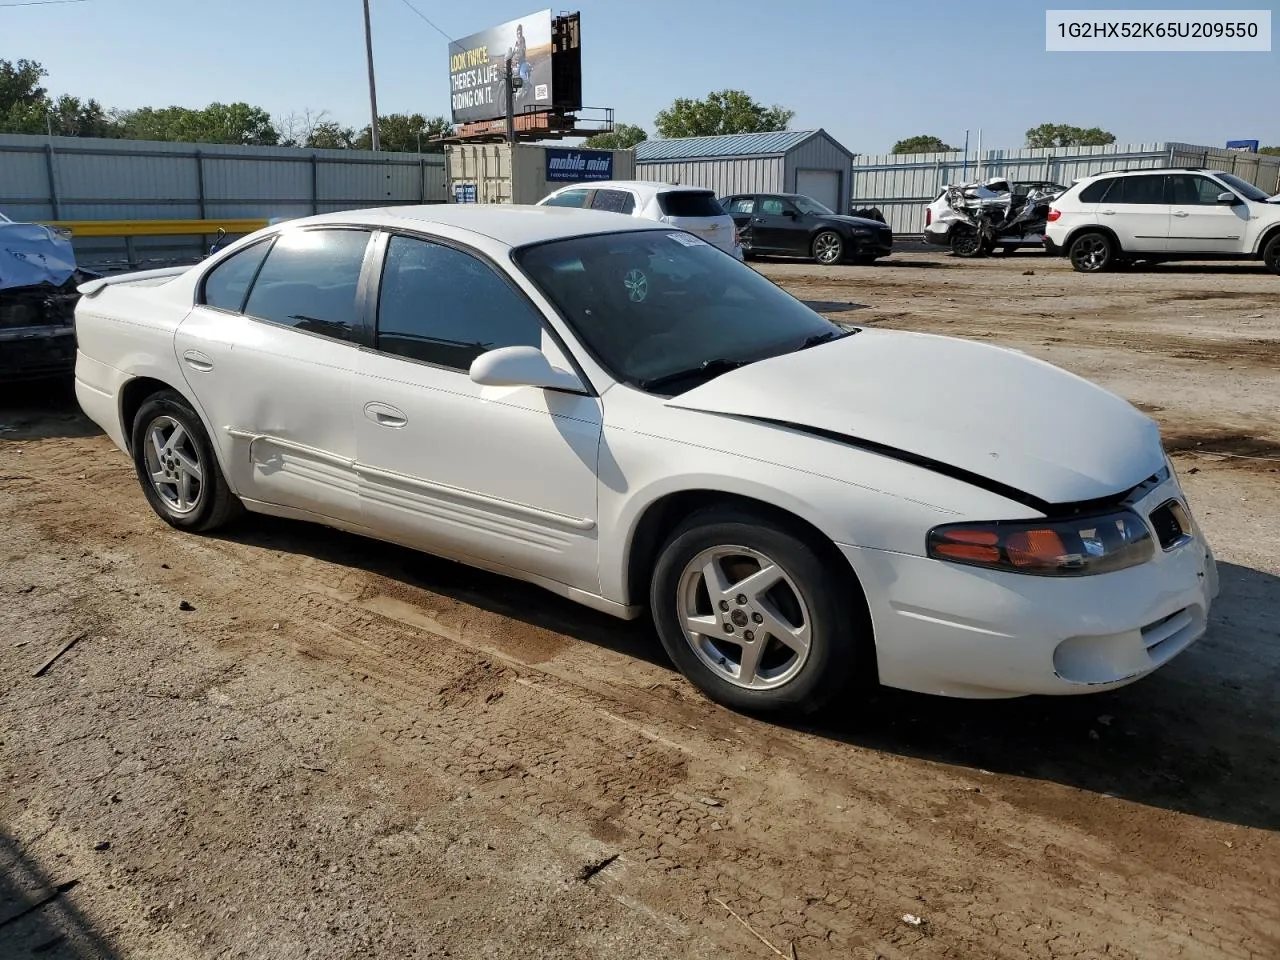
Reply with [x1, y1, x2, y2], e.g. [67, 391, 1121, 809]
[1264, 234, 1280, 275]
[649, 506, 872, 715]
[811, 231, 844, 265]
[1068, 231, 1116, 273]
[950, 225, 986, 258]
[131, 389, 241, 533]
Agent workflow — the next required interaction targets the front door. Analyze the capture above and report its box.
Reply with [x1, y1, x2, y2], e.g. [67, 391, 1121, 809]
[753, 196, 809, 254]
[1165, 174, 1248, 255]
[174, 227, 374, 523]
[1097, 174, 1170, 253]
[353, 232, 603, 593]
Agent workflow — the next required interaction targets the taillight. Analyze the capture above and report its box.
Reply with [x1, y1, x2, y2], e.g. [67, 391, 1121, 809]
[925, 208, 932, 227]
[1047, 208, 1061, 222]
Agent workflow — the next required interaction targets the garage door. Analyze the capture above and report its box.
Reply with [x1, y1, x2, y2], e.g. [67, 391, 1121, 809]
[796, 169, 840, 212]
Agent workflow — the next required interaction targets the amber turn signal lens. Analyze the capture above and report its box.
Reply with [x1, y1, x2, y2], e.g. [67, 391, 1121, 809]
[1005, 529, 1069, 569]
[931, 529, 1000, 564]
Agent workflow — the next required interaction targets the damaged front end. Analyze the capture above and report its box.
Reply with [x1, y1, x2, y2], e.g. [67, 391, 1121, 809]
[0, 218, 97, 382]
[938, 178, 1066, 257]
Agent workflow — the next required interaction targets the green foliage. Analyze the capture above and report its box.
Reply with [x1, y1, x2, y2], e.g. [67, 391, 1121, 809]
[891, 135, 957, 154]
[655, 90, 794, 139]
[1025, 123, 1117, 148]
[583, 123, 648, 150]
[354, 114, 453, 153]
[114, 103, 279, 145]
[1259, 145, 1280, 156]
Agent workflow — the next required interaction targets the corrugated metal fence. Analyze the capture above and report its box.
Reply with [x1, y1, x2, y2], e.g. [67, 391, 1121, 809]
[851, 141, 1280, 235]
[0, 134, 448, 269]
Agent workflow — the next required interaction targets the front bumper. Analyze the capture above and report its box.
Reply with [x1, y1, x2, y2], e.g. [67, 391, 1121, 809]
[0, 326, 76, 381]
[838, 480, 1218, 698]
[849, 229, 894, 258]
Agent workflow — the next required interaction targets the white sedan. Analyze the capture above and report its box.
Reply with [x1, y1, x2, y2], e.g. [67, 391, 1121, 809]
[73, 205, 1219, 713]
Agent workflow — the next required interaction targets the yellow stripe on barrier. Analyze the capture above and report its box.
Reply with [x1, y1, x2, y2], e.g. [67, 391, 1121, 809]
[38, 219, 270, 238]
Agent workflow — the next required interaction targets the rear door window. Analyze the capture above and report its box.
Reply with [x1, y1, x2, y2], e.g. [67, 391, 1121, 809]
[727, 197, 756, 215]
[542, 189, 590, 208]
[242, 229, 372, 342]
[657, 191, 724, 218]
[589, 189, 636, 215]
[1112, 176, 1166, 205]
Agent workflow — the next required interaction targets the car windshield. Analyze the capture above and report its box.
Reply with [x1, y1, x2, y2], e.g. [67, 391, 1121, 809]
[515, 230, 845, 394]
[793, 196, 834, 216]
[1216, 173, 1270, 203]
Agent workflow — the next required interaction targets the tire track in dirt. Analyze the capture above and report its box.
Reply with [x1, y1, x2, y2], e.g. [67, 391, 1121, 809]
[7, 433, 1277, 959]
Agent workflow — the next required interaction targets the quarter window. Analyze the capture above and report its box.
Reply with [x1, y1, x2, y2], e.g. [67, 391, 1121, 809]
[590, 189, 637, 215]
[242, 229, 371, 341]
[376, 235, 545, 371]
[1077, 179, 1114, 204]
[201, 240, 271, 312]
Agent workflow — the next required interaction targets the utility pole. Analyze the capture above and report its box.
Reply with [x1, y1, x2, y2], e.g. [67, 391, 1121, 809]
[363, 0, 381, 151]
[504, 56, 516, 145]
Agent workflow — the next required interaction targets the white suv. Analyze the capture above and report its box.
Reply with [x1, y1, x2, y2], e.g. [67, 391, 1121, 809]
[538, 181, 743, 259]
[1044, 168, 1280, 274]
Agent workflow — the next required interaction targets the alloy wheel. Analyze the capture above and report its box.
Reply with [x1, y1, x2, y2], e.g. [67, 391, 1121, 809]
[143, 415, 204, 515]
[676, 545, 812, 690]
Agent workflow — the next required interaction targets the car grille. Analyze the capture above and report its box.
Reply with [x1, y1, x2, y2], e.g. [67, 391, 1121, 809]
[1148, 499, 1191, 550]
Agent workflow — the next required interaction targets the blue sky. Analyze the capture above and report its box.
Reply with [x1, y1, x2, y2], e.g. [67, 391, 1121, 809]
[5, 0, 1276, 152]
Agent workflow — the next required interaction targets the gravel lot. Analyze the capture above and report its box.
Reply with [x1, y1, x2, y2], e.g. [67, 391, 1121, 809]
[2, 250, 1278, 959]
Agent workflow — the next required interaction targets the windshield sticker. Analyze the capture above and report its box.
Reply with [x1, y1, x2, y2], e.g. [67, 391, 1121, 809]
[667, 232, 707, 247]
[623, 268, 649, 303]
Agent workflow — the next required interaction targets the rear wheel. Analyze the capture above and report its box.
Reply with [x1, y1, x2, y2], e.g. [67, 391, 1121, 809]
[649, 507, 872, 714]
[812, 231, 844, 265]
[131, 390, 241, 532]
[1069, 231, 1115, 273]
[1264, 234, 1280, 275]
[950, 225, 985, 258]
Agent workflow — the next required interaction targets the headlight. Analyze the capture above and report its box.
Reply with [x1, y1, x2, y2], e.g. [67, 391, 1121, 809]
[927, 510, 1154, 576]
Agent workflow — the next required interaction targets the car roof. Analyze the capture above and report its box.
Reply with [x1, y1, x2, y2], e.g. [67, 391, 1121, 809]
[547, 180, 715, 197]
[1082, 167, 1231, 181]
[267, 204, 669, 247]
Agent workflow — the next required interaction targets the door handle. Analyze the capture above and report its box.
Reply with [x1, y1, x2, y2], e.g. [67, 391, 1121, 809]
[364, 402, 407, 428]
[182, 349, 214, 372]
[1173, 211, 1189, 218]
[1099, 210, 1116, 215]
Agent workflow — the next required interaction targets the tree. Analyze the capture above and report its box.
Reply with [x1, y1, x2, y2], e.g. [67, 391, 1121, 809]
[275, 108, 332, 147]
[116, 102, 279, 145]
[354, 113, 453, 152]
[0, 58, 47, 118]
[1, 58, 118, 137]
[654, 90, 794, 139]
[306, 121, 358, 150]
[1260, 145, 1280, 156]
[892, 134, 956, 154]
[1025, 123, 1116, 148]
[583, 123, 647, 150]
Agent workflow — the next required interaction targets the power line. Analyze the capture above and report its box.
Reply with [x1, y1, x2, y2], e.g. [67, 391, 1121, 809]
[0, 0, 92, 7]
[393, 0, 459, 49]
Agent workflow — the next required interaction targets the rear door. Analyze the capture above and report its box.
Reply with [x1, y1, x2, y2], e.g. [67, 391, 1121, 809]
[174, 227, 374, 522]
[657, 190, 736, 255]
[1097, 174, 1170, 253]
[724, 195, 757, 247]
[1165, 174, 1248, 254]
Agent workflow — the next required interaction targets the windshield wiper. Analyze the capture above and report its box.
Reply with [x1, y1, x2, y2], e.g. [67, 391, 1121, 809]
[798, 328, 856, 350]
[640, 357, 749, 392]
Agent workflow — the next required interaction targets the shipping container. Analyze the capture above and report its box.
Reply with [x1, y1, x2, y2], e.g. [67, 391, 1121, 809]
[445, 143, 637, 205]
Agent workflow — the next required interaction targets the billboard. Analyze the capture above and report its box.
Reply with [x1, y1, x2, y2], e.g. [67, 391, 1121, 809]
[1226, 140, 1260, 152]
[449, 10, 554, 125]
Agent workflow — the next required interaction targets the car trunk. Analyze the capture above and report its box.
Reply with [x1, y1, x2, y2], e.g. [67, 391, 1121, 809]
[658, 191, 738, 255]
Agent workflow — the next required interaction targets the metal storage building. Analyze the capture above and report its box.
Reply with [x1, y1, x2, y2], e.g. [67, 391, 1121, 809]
[635, 130, 856, 214]
[849, 141, 1280, 235]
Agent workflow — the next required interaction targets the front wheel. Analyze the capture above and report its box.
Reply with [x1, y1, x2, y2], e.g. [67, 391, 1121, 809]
[1264, 234, 1280, 275]
[649, 507, 872, 714]
[1069, 231, 1115, 273]
[131, 389, 241, 532]
[812, 231, 844, 265]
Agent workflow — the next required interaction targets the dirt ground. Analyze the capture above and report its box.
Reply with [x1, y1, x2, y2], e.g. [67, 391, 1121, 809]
[2, 250, 1278, 960]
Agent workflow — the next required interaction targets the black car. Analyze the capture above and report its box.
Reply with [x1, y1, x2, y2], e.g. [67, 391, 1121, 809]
[719, 193, 893, 265]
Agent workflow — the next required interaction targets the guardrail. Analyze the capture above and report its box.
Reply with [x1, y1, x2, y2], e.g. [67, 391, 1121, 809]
[38, 218, 269, 238]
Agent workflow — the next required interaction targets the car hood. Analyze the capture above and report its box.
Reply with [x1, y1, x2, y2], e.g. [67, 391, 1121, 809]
[664, 329, 1165, 508]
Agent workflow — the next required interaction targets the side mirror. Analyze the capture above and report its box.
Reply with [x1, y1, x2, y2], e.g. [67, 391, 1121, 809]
[785, 209, 800, 219]
[469, 345, 584, 392]
[1217, 191, 1239, 205]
